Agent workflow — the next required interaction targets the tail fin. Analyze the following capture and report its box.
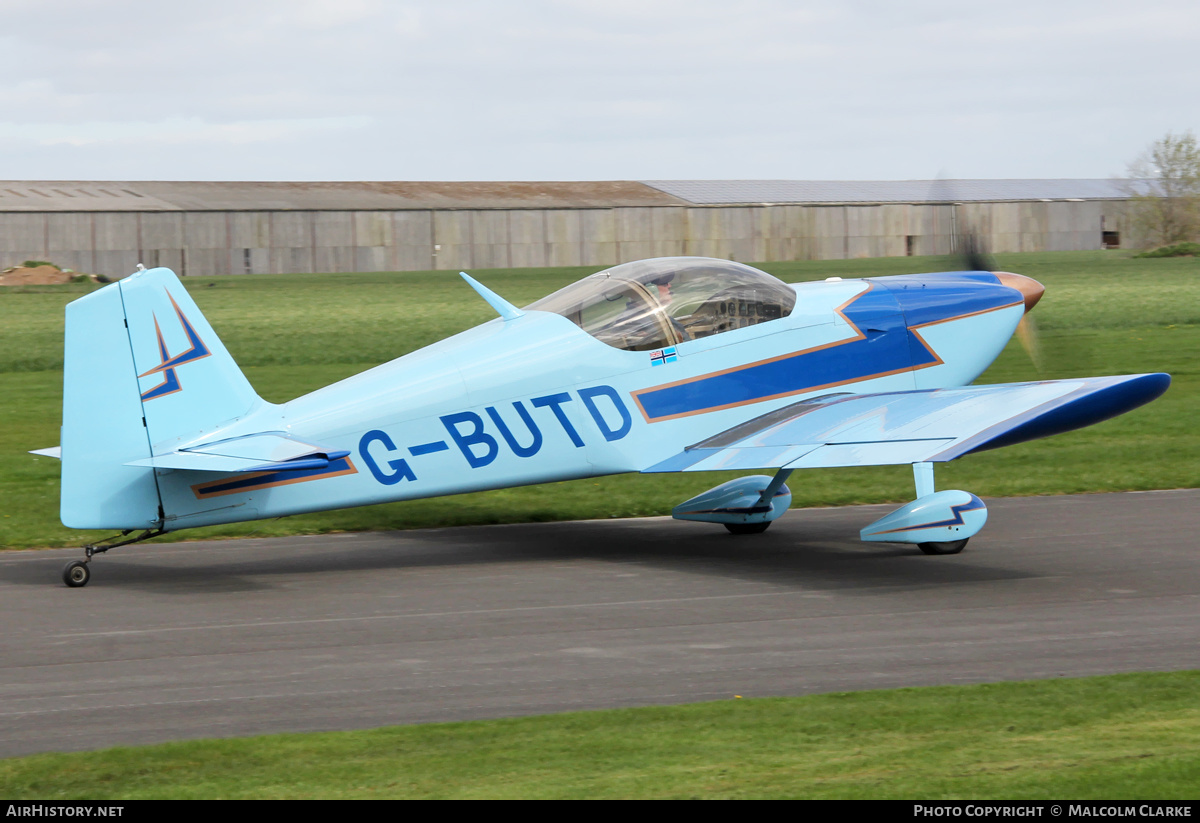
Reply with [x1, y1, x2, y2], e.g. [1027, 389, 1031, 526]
[60, 267, 262, 529]
[120, 267, 261, 443]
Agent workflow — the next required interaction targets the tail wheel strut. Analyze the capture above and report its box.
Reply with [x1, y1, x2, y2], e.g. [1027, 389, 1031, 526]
[60, 528, 166, 588]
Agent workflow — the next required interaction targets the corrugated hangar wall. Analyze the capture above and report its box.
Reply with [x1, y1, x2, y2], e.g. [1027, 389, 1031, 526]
[0, 200, 1130, 279]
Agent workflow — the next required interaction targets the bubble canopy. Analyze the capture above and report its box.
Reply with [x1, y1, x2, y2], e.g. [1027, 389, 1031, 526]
[525, 258, 797, 352]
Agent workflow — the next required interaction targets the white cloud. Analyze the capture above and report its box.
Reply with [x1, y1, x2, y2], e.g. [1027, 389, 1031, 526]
[0, 0, 1196, 180]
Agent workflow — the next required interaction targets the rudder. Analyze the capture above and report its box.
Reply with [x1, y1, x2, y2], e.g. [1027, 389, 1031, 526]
[60, 284, 160, 529]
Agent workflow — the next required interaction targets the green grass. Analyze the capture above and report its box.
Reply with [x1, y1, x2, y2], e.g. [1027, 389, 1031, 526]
[2, 671, 1198, 799]
[2, 250, 1197, 549]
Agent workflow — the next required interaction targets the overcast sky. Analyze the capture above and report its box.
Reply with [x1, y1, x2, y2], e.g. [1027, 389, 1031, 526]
[2, 0, 1197, 182]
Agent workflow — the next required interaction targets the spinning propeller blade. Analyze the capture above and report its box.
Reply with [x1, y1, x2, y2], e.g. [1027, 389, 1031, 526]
[994, 271, 1046, 373]
[1015, 313, 1043, 373]
[958, 230, 997, 273]
[928, 181, 1046, 373]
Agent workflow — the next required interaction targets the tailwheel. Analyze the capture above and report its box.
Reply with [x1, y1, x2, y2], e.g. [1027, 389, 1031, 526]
[724, 522, 771, 535]
[62, 560, 91, 588]
[58, 528, 166, 587]
[918, 538, 969, 555]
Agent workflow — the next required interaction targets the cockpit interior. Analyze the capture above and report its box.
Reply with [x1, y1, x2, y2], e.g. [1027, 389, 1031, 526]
[525, 258, 798, 352]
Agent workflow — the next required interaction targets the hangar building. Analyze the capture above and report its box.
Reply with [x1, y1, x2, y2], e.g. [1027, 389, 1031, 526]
[0, 179, 1132, 279]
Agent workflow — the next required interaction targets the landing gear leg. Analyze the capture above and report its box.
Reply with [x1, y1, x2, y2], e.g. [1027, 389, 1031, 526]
[61, 528, 166, 588]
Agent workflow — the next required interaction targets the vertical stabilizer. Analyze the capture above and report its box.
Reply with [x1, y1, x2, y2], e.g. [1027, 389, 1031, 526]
[59, 267, 263, 530]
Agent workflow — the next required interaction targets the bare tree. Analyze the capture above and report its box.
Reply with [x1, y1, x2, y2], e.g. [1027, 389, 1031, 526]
[1123, 131, 1200, 248]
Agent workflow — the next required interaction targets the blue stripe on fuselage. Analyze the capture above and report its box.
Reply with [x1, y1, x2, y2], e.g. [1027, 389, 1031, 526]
[634, 285, 919, 422]
[191, 457, 356, 498]
[633, 274, 1022, 423]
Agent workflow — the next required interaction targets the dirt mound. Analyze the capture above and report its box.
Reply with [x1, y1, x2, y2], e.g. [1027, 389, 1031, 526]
[0, 265, 99, 286]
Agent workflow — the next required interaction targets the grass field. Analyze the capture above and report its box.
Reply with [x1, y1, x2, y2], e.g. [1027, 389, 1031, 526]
[2, 250, 1197, 549]
[2, 671, 1198, 799]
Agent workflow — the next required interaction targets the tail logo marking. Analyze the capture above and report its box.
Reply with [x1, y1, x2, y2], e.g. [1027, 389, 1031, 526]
[137, 291, 212, 401]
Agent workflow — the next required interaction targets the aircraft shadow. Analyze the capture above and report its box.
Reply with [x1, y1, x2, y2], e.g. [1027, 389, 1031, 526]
[410, 517, 1040, 592]
[1, 513, 1037, 594]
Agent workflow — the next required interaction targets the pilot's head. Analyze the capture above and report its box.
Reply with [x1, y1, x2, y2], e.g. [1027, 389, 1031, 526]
[649, 272, 674, 302]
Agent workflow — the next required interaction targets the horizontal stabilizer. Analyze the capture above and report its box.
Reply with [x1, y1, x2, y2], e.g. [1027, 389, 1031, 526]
[644, 373, 1170, 473]
[30, 447, 62, 459]
[127, 432, 348, 473]
[181, 432, 335, 462]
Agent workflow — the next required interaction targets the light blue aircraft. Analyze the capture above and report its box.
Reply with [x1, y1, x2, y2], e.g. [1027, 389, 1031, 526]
[36, 257, 1169, 587]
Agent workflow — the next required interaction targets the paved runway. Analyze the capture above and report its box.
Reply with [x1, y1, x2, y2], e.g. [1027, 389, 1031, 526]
[1, 489, 1197, 758]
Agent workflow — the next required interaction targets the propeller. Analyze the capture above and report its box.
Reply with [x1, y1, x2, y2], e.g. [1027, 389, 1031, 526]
[1014, 312, 1043, 373]
[957, 230, 997, 273]
[935, 200, 1045, 374]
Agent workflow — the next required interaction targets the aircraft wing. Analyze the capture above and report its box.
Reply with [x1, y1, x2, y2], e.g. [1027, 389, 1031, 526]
[643, 373, 1170, 473]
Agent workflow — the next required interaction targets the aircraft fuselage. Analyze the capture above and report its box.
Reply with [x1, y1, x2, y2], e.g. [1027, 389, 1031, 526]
[153, 272, 1027, 530]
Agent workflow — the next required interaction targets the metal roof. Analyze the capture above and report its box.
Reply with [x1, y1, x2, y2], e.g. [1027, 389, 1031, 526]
[642, 179, 1131, 204]
[0, 179, 1132, 212]
[0, 181, 687, 212]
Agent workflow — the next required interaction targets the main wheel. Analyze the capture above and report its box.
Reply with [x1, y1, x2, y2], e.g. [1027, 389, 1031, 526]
[62, 560, 91, 588]
[918, 539, 968, 555]
[724, 522, 771, 535]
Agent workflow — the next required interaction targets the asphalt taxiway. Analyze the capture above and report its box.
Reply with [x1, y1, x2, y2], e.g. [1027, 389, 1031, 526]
[1, 489, 1197, 758]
